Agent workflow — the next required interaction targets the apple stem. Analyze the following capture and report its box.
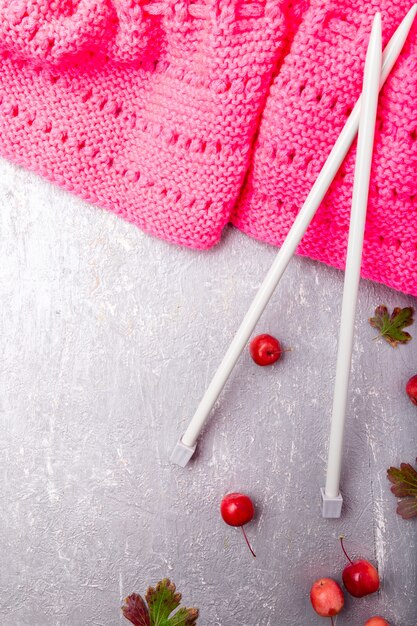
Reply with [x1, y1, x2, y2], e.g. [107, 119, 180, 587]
[241, 526, 256, 558]
[330, 617, 334, 626]
[339, 536, 353, 565]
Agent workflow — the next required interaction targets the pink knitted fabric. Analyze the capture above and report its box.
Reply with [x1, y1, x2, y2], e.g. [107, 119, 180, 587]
[0, 0, 288, 248]
[0, 1, 416, 296]
[232, 0, 417, 297]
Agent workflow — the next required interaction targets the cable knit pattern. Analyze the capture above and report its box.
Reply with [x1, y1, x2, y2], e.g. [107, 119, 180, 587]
[0, 1, 416, 295]
[232, 0, 417, 296]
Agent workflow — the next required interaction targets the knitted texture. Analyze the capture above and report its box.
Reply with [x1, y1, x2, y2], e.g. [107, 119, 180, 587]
[232, 0, 417, 296]
[0, 1, 416, 296]
[0, 0, 288, 248]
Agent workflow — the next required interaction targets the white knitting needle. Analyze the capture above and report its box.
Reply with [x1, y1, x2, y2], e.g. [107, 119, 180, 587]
[171, 6, 417, 467]
[321, 14, 382, 518]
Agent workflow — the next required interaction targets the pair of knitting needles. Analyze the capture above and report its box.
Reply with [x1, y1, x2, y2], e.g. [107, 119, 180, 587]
[170, 6, 417, 517]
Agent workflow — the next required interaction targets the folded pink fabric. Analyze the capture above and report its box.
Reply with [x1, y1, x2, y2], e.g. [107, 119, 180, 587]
[232, 0, 417, 297]
[0, 1, 416, 296]
[0, 0, 289, 248]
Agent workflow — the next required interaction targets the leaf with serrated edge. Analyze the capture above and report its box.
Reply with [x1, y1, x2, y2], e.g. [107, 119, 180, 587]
[369, 305, 414, 347]
[146, 579, 180, 625]
[370, 305, 389, 330]
[387, 458, 417, 520]
[122, 594, 151, 626]
[390, 307, 414, 328]
[165, 608, 199, 626]
[388, 465, 417, 496]
[145, 579, 199, 626]
[397, 498, 417, 519]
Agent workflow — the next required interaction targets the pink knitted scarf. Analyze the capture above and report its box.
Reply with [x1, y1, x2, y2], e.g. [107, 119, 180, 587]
[0, 1, 416, 296]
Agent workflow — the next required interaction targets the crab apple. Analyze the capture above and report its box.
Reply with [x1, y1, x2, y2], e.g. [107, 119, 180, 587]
[340, 537, 380, 598]
[249, 334, 282, 366]
[365, 618, 390, 626]
[406, 375, 417, 406]
[310, 578, 344, 618]
[220, 493, 256, 558]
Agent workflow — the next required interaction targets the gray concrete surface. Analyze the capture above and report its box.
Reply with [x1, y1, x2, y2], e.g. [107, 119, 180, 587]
[1, 156, 416, 626]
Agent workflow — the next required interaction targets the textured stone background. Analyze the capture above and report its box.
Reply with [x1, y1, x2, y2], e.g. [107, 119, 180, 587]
[1, 157, 416, 626]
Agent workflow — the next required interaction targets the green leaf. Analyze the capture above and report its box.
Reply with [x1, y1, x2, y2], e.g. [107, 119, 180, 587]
[387, 459, 417, 519]
[145, 579, 198, 626]
[122, 593, 151, 626]
[369, 305, 414, 347]
[164, 608, 199, 626]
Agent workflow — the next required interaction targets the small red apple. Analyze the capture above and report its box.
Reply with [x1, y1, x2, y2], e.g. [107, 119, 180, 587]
[365, 617, 390, 626]
[221, 493, 254, 527]
[340, 537, 380, 597]
[249, 334, 282, 366]
[220, 493, 256, 557]
[406, 375, 417, 406]
[310, 578, 344, 619]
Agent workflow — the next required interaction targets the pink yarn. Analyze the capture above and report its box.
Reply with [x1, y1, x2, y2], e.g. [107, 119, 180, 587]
[232, 0, 417, 297]
[0, 1, 416, 296]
